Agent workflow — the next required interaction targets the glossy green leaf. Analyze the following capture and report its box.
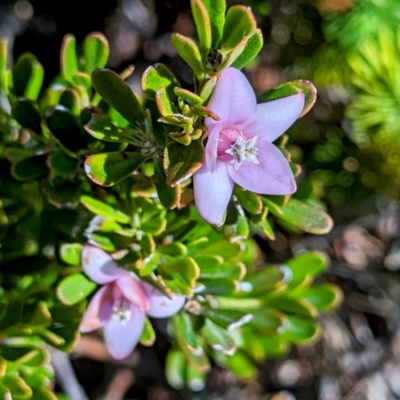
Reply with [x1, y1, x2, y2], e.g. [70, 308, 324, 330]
[171, 33, 204, 78]
[41, 178, 82, 209]
[47, 105, 87, 153]
[272, 198, 333, 235]
[257, 218, 276, 240]
[60, 243, 82, 266]
[60, 34, 79, 83]
[280, 315, 320, 344]
[28, 301, 52, 327]
[258, 80, 317, 118]
[12, 99, 42, 134]
[225, 351, 257, 380]
[80, 195, 130, 223]
[84, 114, 135, 144]
[165, 349, 186, 390]
[159, 257, 200, 291]
[297, 284, 343, 311]
[156, 86, 174, 116]
[201, 318, 236, 355]
[57, 273, 96, 305]
[12, 53, 44, 100]
[165, 140, 204, 186]
[222, 6, 257, 52]
[232, 29, 263, 70]
[84, 151, 146, 186]
[285, 251, 329, 289]
[3, 375, 32, 399]
[154, 156, 181, 209]
[174, 87, 203, 106]
[264, 296, 318, 318]
[201, 0, 225, 48]
[12, 155, 48, 181]
[186, 363, 206, 392]
[173, 312, 201, 352]
[234, 186, 262, 214]
[247, 308, 284, 332]
[198, 278, 237, 295]
[47, 150, 77, 179]
[200, 308, 253, 331]
[84, 32, 109, 73]
[92, 68, 145, 125]
[191, 0, 212, 54]
[139, 317, 156, 346]
[200, 76, 217, 103]
[240, 265, 286, 296]
[142, 63, 180, 101]
[59, 88, 80, 115]
[221, 213, 249, 242]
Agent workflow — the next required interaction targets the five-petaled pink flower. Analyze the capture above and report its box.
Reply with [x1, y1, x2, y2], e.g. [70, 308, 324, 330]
[79, 244, 185, 359]
[193, 68, 305, 226]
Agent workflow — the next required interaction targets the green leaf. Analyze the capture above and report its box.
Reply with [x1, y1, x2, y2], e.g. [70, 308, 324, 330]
[92, 68, 145, 126]
[84, 114, 135, 144]
[28, 301, 52, 327]
[47, 150, 78, 179]
[47, 105, 87, 153]
[84, 32, 109, 73]
[3, 375, 32, 399]
[165, 349, 186, 390]
[154, 156, 181, 209]
[220, 36, 250, 70]
[12, 155, 48, 181]
[174, 87, 203, 106]
[200, 76, 217, 103]
[191, 0, 212, 54]
[41, 178, 82, 209]
[201, 318, 236, 355]
[60, 34, 79, 83]
[280, 315, 320, 344]
[165, 140, 204, 186]
[247, 308, 284, 332]
[198, 278, 237, 295]
[232, 29, 263, 70]
[84, 151, 146, 187]
[199, 308, 253, 331]
[272, 198, 333, 235]
[142, 63, 180, 101]
[57, 273, 96, 305]
[12, 53, 44, 100]
[12, 99, 42, 134]
[285, 251, 329, 289]
[171, 33, 204, 79]
[257, 80, 317, 118]
[221, 213, 249, 242]
[201, 0, 225, 48]
[173, 312, 201, 352]
[59, 88, 80, 115]
[222, 6, 257, 52]
[60, 243, 82, 265]
[297, 284, 343, 311]
[139, 316, 156, 346]
[159, 257, 200, 292]
[186, 363, 206, 391]
[264, 296, 318, 318]
[156, 86, 174, 116]
[80, 195, 130, 223]
[225, 351, 257, 380]
[234, 187, 262, 214]
[240, 265, 287, 296]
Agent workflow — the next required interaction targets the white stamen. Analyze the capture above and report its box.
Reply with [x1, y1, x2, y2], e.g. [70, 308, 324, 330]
[112, 299, 132, 325]
[225, 135, 260, 170]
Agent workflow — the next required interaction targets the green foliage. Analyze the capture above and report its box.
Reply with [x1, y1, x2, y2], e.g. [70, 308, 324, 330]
[0, 1, 340, 397]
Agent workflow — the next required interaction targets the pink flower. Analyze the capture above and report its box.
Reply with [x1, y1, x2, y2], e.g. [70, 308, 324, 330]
[193, 68, 305, 226]
[79, 244, 185, 359]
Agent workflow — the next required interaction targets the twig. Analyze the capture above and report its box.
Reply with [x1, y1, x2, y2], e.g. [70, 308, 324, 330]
[50, 348, 89, 400]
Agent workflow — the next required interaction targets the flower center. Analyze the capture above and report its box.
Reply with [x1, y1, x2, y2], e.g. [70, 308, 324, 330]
[217, 127, 260, 170]
[112, 297, 132, 325]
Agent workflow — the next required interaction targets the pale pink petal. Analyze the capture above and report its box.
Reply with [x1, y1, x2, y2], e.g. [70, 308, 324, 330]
[243, 94, 305, 142]
[193, 161, 234, 226]
[205, 121, 222, 173]
[141, 281, 185, 318]
[205, 68, 257, 130]
[81, 244, 128, 284]
[79, 285, 113, 333]
[228, 140, 296, 195]
[103, 304, 146, 360]
[115, 276, 149, 312]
